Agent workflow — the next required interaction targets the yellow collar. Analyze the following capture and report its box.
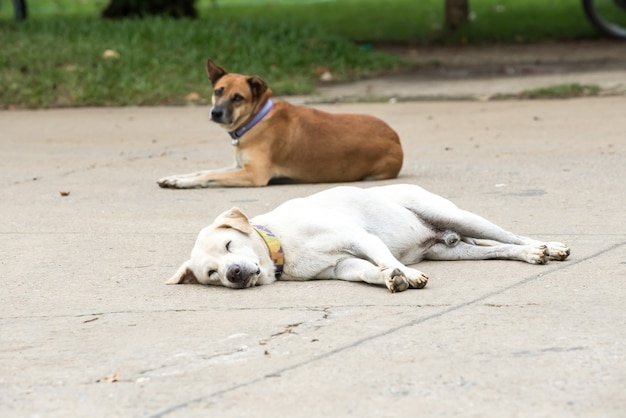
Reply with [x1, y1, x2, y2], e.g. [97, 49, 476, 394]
[252, 224, 284, 278]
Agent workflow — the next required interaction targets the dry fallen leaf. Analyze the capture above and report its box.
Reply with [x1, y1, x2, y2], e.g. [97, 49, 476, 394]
[60, 191, 70, 197]
[319, 71, 333, 82]
[314, 66, 333, 81]
[185, 92, 200, 101]
[102, 49, 120, 60]
[103, 372, 120, 383]
[314, 66, 329, 76]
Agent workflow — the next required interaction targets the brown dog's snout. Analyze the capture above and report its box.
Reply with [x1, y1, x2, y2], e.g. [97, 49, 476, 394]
[210, 107, 225, 123]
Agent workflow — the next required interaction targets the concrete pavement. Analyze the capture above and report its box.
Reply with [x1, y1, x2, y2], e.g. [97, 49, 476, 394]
[1, 96, 625, 417]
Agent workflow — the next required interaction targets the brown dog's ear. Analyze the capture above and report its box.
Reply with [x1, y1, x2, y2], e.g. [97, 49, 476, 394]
[247, 76, 268, 99]
[206, 59, 227, 85]
[214, 207, 253, 234]
[166, 260, 200, 285]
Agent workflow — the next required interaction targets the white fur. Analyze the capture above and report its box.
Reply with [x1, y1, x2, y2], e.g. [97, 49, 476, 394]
[167, 184, 570, 292]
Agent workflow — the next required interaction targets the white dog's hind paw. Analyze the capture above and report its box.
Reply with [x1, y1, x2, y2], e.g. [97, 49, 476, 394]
[545, 242, 570, 261]
[524, 244, 549, 264]
[385, 268, 409, 293]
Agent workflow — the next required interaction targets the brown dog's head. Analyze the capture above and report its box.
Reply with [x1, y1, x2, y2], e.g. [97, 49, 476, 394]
[206, 59, 273, 132]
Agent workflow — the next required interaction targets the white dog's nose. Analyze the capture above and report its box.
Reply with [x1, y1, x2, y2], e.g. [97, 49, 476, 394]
[227, 264, 261, 288]
[226, 264, 243, 284]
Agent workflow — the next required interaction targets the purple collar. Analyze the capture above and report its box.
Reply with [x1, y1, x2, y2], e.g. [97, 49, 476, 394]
[229, 99, 274, 144]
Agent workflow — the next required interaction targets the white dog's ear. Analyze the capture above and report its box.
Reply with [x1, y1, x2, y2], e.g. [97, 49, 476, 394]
[166, 260, 200, 285]
[214, 207, 253, 234]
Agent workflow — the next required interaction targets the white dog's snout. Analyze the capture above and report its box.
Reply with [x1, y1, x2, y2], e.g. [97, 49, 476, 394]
[226, 264, 242, 283]
[225, 263, 261, 288]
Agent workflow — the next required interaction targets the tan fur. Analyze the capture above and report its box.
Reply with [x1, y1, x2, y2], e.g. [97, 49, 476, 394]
[157, 59, 404, 188]
[214, 207, 254, 234]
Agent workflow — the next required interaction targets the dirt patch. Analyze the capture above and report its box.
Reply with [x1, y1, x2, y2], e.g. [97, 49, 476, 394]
[307, 39, 626, 102]
[375, 39, 626, 79]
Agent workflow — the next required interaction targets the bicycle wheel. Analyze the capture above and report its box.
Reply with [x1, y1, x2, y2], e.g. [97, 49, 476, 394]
[13, 0, 27, 21]
[582, 0, 626, 39]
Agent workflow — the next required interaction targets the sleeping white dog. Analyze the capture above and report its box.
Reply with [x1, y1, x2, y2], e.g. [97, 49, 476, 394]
[166, 184, 570, 292]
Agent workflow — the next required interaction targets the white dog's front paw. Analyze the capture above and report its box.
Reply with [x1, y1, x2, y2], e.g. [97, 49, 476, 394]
[405, 269, 429, 289]
[544, 242, 570, 261]
[385, 268, 409, 293]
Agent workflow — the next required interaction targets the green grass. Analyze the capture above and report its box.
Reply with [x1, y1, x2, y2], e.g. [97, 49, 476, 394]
[0, 0, 608, 108]
[520, 83, 602, 99]
[0, 17, 403, 108]
[0, 0, 601, 42]
[197, 0, 598, 44]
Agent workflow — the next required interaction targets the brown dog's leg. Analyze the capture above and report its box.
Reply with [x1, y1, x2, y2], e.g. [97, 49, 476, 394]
[157, 166, 271, 188]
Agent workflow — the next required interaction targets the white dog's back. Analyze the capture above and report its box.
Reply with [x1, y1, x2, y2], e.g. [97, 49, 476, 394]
[251, 185, 442, 268]
[253, 184, 454, 234]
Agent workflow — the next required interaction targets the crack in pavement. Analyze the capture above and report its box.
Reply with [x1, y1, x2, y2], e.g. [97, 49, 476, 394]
[270, 322, 303, 338]
[0, 305, 436, 321]
[132, 348, 249, 381]
[88, 312, 330, 385]
[149, 238, 626, 418]
[7, 151, 170, 186]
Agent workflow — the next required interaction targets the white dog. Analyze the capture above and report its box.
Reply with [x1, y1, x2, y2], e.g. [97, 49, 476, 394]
[166, 184, 570, 292]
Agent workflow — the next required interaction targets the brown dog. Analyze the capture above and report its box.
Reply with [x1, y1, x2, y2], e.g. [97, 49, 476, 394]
[157, 59, 403, 188]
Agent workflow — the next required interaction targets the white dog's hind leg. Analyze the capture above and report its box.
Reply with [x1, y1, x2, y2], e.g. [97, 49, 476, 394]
[462, 238, 569, 261]
[332, 258, 427, 292]
[425, 241, 550, 264]
[434, 208, 570, 262]
[431, 207, 547, 247]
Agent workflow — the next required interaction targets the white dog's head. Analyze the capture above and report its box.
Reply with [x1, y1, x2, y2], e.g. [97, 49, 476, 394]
[166, 207, 277, 289]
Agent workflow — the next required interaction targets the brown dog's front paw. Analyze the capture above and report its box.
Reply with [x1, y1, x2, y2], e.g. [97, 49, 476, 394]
[157, 177, 179, 188]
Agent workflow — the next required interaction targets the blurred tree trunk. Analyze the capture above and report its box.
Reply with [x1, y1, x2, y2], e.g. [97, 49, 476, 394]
[445, 0, 469, 30]
[101, 0, 198, 19]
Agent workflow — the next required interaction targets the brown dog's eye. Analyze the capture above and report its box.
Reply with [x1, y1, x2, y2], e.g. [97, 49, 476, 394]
[214, 88, 224, 97]
[232, 94, 243, 102]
